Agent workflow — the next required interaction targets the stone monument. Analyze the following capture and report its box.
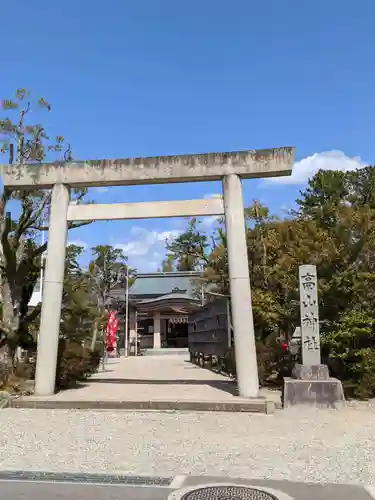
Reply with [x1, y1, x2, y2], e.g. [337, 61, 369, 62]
[283, 265, 345, 409]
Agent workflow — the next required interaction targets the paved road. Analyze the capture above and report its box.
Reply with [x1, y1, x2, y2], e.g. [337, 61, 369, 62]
[0, 473, 373, 500]
[0, 481, 170, 500]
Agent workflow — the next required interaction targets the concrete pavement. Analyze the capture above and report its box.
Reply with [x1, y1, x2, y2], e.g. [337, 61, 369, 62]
[0, 472, 373, 500]
[28, 355, 248, 400]
[11, 355, 281, 413]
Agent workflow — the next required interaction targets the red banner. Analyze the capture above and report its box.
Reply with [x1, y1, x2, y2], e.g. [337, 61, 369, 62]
[105, 311, 118, 352]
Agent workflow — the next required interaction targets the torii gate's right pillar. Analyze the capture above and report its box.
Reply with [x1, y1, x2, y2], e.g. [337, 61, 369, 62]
[223, 174, 259, 398]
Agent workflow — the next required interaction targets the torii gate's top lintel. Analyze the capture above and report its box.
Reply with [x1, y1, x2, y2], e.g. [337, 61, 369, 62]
[1, 146, 295, 189]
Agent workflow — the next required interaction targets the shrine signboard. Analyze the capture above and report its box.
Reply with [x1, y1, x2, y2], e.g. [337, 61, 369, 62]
[298, 264, 321, 366]
[284, 264, 345, 407]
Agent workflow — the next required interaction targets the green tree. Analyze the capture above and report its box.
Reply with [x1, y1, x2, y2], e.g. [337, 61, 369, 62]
[297, 167, 375, 328]
[296, 169, 347, 229]
[0, 89, 89, 358]
[89, 245, 129, 305]
[166, 218, 208, 271]
[203, 227, 228, 294]
[158, 255, 175, 272]
[60, 245, 103, 344]
[163, 166, 375, 397]
[245, 200, 279, 290]
[88, 245, 135, 350]
[322, 310, 375, 399]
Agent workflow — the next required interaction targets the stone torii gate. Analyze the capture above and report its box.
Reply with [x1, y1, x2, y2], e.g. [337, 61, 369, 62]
[1, 147, 295, 398]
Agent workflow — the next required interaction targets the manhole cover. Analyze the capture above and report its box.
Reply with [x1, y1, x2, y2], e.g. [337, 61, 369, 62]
[180, 485, 279, 500]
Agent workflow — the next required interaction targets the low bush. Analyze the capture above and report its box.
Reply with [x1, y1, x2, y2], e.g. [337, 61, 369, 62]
[18, 339, 101, 392]
[221, 335, 296, 386]
[322, 311, 375, 399]
[0, 355, 35, 394]
[222, 347, 236, 377]
[0, 359, 10, 388]
[196, 309, 375, 399]
[55, 340, 101, 390]
[14, 359, 34, 380]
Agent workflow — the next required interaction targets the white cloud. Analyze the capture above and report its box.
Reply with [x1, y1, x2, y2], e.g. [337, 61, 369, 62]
[115, 240, 147, 257]
[67, 239, 88, 250]
[113, 217, 225, 272]
[115, 226, 181, 257]
[93, 187, 109, 193]
[204, 193, 223, 199]
[201, 215, 222, 227]
[114, 226, 182, 271]
[278, 203, 294, 216]
[155, 230, 182, 242]
[279, 204, 290, 212]
[266, 150, 366, 185]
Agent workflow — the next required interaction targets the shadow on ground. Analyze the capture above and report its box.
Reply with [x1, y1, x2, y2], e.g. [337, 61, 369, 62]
[83, 378, 239, 396]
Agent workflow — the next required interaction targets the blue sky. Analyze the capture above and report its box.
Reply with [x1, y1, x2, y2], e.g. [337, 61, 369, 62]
[1, 0, 374, 270]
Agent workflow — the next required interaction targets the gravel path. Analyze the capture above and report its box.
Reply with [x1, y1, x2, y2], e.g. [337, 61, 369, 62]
[0, 402, 375, 485]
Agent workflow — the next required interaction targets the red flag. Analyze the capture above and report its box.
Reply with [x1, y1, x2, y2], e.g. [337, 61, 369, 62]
[105, 311, 118, 352]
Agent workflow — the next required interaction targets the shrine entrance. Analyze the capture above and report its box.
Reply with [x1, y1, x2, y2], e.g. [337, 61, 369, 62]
[167, 321, 189, 349]
[121, 270, 202, 351]
[2, 147, 295, 398]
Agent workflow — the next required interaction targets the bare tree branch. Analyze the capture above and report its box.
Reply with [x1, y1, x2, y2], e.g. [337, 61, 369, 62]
[16, 100, 31, 163]
[64, 143, 72, 161]
[68, 220, 92, 230]
[33, 241, 48, 257]
[22, 303, 41, 324]
[29, 219, 93, 231]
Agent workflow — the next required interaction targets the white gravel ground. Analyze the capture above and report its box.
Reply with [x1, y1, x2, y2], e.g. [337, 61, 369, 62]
[0, 402, 374, 486]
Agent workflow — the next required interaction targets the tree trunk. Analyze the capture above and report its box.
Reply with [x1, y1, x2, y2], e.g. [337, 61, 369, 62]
[90, 317, 100, 351]
[2, 281, 21, 338]
[1, 278, 22, 374]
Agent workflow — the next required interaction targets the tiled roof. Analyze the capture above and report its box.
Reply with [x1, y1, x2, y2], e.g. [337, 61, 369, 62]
[138, 293, 199, 304]
[129, 272, 200, 297]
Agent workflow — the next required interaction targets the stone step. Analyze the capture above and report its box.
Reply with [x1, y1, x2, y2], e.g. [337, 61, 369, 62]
[8, 396, 275, 414]
[143, 348, 189, 356]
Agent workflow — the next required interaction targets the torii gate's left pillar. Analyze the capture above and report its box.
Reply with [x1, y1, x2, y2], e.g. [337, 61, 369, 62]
[34, 183, 69, 396]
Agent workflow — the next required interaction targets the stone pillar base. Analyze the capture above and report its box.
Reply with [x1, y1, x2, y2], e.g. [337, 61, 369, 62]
[292, 363, 329, 380]
[283, 377, 345, 409]
[283, 363, 345, 409]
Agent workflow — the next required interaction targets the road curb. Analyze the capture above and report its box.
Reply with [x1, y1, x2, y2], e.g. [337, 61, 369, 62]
[9, 397, 275, 414]
[0, 470, 173, 487]
[365, 485, 375, 498]
[0, 471, 371, 499]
